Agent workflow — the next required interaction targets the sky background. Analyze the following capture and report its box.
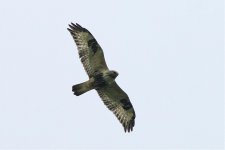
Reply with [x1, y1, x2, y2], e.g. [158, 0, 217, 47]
[0, 0, 224, 150]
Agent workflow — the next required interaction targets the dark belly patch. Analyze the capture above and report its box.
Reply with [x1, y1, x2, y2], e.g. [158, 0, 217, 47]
[93, 72, 107, 87]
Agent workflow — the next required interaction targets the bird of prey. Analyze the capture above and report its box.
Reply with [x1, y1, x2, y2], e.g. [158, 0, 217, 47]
[67, 23, 136, 132]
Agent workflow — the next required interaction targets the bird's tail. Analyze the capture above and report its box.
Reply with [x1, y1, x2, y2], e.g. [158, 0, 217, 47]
[72, 80, 94, 96]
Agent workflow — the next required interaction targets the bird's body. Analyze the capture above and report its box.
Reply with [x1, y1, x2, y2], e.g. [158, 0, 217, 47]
[67, 23, 136, 132]
[72, 70, 118, 96]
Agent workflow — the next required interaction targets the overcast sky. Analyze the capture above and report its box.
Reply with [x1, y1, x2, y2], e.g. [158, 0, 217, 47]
[0, 0, 224, 150]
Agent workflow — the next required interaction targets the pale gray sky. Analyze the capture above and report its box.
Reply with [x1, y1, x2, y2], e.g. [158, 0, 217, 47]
[0, 0, 224, 149]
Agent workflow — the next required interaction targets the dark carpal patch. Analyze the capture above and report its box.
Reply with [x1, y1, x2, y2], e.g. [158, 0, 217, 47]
[88, 39, 98, 54]
[120, 99, 133, 110]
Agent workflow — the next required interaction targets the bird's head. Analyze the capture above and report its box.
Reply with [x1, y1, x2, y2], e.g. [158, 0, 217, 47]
[108, 70, 119, 79]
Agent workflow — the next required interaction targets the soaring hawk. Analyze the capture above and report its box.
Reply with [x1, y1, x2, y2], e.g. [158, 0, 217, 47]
[67, 23, 136, 132]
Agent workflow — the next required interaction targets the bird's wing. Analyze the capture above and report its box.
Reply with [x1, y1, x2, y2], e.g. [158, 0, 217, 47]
[97, 82, 136, 132]
[67, 23, 109, 77]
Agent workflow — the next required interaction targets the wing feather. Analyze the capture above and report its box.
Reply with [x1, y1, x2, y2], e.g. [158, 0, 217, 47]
[67, 23, 109, 77]
[97, 82, 136, 132]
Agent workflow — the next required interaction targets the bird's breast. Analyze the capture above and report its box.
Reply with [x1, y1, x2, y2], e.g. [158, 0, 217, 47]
[93, 71, 115, 88]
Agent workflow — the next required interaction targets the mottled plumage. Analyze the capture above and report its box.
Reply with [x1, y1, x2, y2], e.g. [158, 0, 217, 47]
[67, 23, 136, 132]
